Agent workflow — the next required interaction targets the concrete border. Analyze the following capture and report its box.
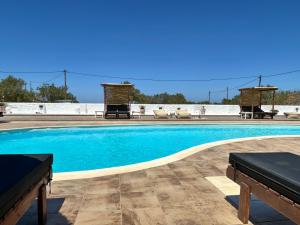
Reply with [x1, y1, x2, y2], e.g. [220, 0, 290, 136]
[1, 121, 300, 132]
[53, 134, 300, 181]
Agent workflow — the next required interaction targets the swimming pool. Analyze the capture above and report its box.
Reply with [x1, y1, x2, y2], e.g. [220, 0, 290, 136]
[0, 124, 300, 172]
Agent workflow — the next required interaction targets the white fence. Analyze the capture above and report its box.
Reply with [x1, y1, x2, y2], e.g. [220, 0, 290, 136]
[3, 103, 300, 116]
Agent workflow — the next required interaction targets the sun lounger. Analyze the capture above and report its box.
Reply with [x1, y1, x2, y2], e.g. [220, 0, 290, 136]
[153, 109, 168, 119]
[105, 104, 131, 119]
[284, 112, 300, 119]
[254, 111, 277, 119]
[175, 109, 191, 119]
[0, 154, 53, 225]
[226, 152, 300, 224]
[240, 106, 277, 119]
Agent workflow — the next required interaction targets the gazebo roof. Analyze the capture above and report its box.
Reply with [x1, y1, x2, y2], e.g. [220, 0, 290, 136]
[239, 86, 278, 92]
[101, 83, 134, 87]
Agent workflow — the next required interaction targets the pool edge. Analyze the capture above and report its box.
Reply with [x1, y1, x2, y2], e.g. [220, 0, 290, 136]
[53, 135, 300, 181]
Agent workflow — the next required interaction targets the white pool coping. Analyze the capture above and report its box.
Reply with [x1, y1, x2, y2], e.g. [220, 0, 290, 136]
[53, 134, 300, 181]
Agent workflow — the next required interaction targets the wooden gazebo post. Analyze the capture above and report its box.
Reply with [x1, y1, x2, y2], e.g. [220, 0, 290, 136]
[259, 91, 262, 109]
[272, 90, 275, 111]
[251, 89, 254, 116]
[240, 89, 243, 114]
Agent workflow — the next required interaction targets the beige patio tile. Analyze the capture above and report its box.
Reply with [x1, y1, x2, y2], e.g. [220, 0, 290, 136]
[205, 176, 240, 196]
[121, 191, 160, 209]
[120, 170, 154, 193]
[85, 175, 119, 194]
[162, 204, 211, 225]
[122, 207, 168, 225]
[74, 210, 121, 225]
[80, 193, 120, 212]
[50, 179, 88, 197]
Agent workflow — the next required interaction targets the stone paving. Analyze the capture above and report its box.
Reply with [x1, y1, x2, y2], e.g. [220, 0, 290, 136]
[15, 137, 299, 225]
[1, 121, 299, 225]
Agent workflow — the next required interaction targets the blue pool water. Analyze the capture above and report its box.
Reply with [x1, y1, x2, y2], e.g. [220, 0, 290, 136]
[0, 125, 300, 172]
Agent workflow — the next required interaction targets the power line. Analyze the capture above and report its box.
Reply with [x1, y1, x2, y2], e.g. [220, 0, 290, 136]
[226, 87, 229, 99]
[208, 77, 259, 102]
[210, 77, 258, 94]
[0, 68, 299, 83]
[0, 70, 63, 86]
[63, 69, 68, 100]
[258, 75, 262, 87]
[69, 68, 300, 82]
[263, 69, 300, 78]
[0, 70, 61, 74]
[231, 77, 259, 90]
[0, 68, 299, 99]
[69, 71, 258, 82]
[0, 69, 257, 83]
[30, 74, 63, 84]
[211, 70, 290, 96]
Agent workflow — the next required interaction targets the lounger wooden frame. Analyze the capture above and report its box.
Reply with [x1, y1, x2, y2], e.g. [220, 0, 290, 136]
[226, 165, 300, 224]
[0, 175, 49, 225]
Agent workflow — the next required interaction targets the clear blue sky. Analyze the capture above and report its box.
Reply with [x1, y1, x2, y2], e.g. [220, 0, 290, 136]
[1, 0, 300, 103]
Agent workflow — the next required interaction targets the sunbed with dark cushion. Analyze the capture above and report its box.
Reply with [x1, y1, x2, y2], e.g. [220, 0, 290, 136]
[229, 152, 300, 203]
[227, 152, 300, 224]
[105, 104, 130, 119]
[0, 154, 53, 225]
[240, 106, 277, 119]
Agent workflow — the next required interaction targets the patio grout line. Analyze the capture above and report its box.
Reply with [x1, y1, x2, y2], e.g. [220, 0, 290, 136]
[118, 174, 123, 225]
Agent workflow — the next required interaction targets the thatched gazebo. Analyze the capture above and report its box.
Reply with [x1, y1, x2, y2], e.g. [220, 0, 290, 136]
[239, 86, 278, 119]
[101, 83, 134, 119]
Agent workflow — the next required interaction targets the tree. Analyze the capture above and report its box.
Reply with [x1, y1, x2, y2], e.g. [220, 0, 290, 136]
[149, 92, 189, 104]
[221, 95, 240, 104]
[198, 100, 210, 104]
[261, 90, 300, 105]
[0, 75, 78, 102]
[0, 75, 35, 102]
[37, 84, 78, 102]
[123, 81, 193, 104]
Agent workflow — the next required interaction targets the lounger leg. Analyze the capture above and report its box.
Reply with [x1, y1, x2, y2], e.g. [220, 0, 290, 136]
[38, 184, 47, 225]
[238, 182, 251, 224]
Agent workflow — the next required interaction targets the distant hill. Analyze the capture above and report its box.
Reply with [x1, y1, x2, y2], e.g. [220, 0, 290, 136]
[131, 88, 193, 104]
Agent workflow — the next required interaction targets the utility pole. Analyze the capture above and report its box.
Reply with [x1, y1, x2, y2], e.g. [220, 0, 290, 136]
[258, 75, 262, 87]
[208, 90, 211, 104]
[29, 81, 32, 92]
[64, 69, 67, 100]
[226, 87, 229, 100]
[24, 82, 27, 91]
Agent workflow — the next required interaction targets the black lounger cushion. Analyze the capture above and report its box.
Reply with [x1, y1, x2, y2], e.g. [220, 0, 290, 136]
[0, 154, 53, 219]
[229, 152, 300, 204]
[106, 104, 129, 113]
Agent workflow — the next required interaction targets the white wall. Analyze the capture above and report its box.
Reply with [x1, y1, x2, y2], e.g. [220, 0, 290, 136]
[3, 103, 300, 116]
[130, 104, 241, 116]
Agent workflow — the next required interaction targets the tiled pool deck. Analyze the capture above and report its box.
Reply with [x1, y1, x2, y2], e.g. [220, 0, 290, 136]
[1, 121, 299, 225]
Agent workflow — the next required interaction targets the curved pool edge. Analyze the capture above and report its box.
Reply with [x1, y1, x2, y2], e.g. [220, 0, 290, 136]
[2, 120, 300, 133]
[53, 134, 300, 181]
